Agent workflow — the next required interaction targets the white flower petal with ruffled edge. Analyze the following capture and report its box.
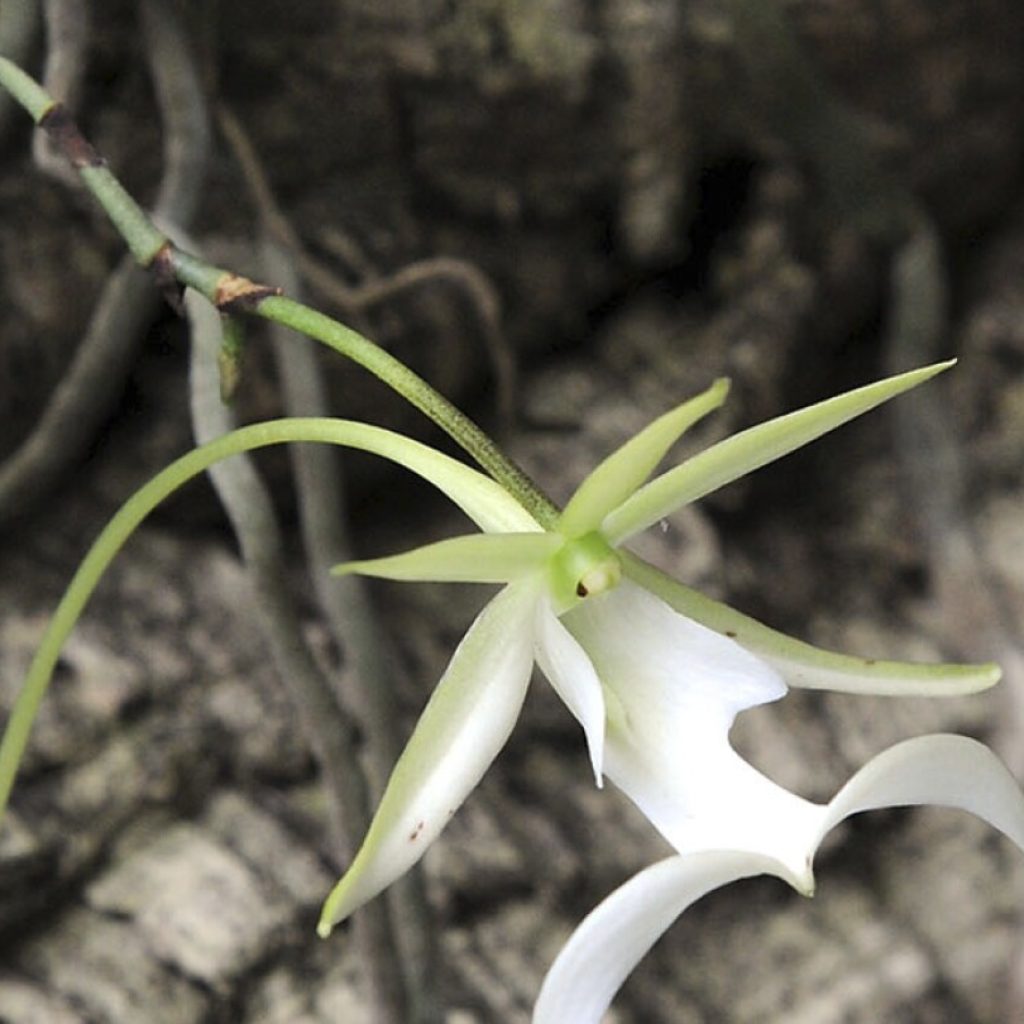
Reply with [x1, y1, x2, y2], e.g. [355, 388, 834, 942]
[534, 734, 1024, 1024]
[816, 733, 1024, 852]
[333, 532, 561, 584]
[558, 378, 729, 539]
[533, 595, 607, 786]
[563, 583, 825, 873]
[603, 361, 954, 545]
[566, 581, 787, 724]
[318, 580, 538, 936]
[623, 554, 1001, 696]
[532, 850, 788, 1024]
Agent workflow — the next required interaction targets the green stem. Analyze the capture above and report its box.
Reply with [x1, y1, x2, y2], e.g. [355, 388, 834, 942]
[79, 162, 168, 265]
[0, 53, 50, 119]
[256, 295, 558, 527]
[0, 416, 533, 818]
[0, 56, 558, 526]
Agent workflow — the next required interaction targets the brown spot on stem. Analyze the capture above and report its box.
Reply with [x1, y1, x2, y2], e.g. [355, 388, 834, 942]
[214, 272, 281, 311]
[725, 630, 738, 638]
[409, 820, 425, 842]
[39, 103, 102, 169]
[151, 242, 185, 312]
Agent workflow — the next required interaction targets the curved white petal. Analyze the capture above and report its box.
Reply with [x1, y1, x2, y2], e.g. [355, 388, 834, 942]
[533, 850, 786, 1024]
[604, 361, 954, 544]
[333, 532, 560, 584]
[624, 554, 1001, 696]
[533, 735, 1024, 1024]
[817, 734, 1024, 853]
[533, 596, 607, 786]
[558, 378, 729, 539]
[565, 583, 823, 876]
[318, 581, 538, 935]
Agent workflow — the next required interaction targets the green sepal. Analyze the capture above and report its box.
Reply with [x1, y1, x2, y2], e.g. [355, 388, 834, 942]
[604, 361, 955, 545]
[623, 553, 1000, 696]
[559, 378, 730, 539]
[333, 532, 560, 584]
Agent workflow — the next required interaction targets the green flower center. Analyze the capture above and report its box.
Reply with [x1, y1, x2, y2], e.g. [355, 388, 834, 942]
[549, 531, 622, 612]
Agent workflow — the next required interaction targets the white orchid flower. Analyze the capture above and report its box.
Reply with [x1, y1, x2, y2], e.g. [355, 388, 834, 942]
[316, 358, 1020, 968]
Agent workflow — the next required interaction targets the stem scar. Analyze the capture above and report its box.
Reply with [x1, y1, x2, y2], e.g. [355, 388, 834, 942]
[38, 103, 102, 168]
[215, 272, 282, 311]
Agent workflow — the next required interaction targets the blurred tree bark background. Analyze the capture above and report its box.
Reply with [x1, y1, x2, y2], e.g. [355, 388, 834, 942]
[1, 0, 1023, 1021]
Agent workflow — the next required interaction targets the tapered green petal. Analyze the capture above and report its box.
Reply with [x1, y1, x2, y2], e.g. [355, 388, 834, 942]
[623, 554, 1000, 696]
[558, 378, 730, 539]
[307, 421, 540, 534]
[604, 361, 954, 544]
[332, 532, 561, 584]
[283, 418, 539, 534]
[318, 581, 538, 935]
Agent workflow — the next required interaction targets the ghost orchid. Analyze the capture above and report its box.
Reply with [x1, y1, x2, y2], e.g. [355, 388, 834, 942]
[317, 359, 1014, 952]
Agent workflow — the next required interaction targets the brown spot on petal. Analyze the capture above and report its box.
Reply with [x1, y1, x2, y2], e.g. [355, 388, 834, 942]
[409, 820, 425, 842]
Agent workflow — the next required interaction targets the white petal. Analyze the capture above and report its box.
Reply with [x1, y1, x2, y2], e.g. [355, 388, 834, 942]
[565, 583, 822, 875]
[534, 736, 1024, 1024]
[533, 596, 607, 786]
[624, 554, 1001, 696]
[604, 361, 955, 545]
[533, 850, 786, 1024]
[558, 378, 729, 539]
[318, 581, 538, 935]
[566, 581, 786, 724]
[816, 734, 1024, 853]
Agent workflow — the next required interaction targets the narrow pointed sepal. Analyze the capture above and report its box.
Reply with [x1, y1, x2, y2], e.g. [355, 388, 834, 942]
[623, 555, 1001, 696]
[533, 850, 786, 1024]
[299, 418, 542, 534]
[317, 581, 537, 936]
[603, 361, 955, 545]
[558, 378, 730, 539]
[332, 532, 560, 584]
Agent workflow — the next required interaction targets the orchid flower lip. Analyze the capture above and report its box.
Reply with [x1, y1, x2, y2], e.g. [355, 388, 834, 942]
[533, 735, 1024, 1024]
